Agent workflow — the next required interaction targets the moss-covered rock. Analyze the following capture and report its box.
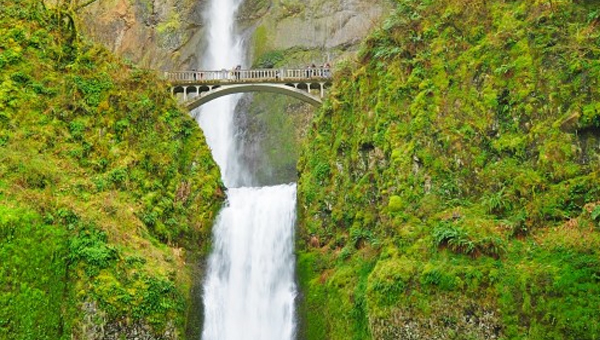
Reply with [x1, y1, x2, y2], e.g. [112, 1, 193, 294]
[0, 1, 222, 339]
[297, 0, 600, 339]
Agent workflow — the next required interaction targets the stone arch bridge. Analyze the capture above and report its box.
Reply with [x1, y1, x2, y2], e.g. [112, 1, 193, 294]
[165, 68, 333, 110]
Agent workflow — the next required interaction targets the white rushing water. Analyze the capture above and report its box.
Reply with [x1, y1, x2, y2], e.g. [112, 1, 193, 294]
[202, 185, 297, 340]
[195, 0, 248, 188]
[195, 0, 298, 339]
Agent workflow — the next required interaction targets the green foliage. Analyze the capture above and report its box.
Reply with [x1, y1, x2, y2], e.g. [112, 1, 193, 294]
[0, 0, 223, 338]
[433, 219, 505, 258]
[0, 205, 72, 340]
[433, 222, 476, 255]
[499, 249, 600, 339]
[366, 256, 415, 313]
[387, 195, 403, 212]
[419, 264, 457, 291]
[296, 0, 600, 338]
[592, 206, 600, 223]
[255, 50, 285, 68]
[69, 227, 117, 276]
[296, 250, 376, 340]
[296, 252, 328, 340]
[72, 73, 114, 107]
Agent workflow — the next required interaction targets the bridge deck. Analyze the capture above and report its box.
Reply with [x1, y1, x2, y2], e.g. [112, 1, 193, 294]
[165, 68, 332, 86]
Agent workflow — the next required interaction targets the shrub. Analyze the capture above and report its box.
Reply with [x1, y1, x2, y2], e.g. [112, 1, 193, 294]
[68, 227, 117, 276]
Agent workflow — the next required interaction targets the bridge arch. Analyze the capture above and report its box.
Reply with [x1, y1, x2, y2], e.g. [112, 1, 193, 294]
[182, 83, 325, 111]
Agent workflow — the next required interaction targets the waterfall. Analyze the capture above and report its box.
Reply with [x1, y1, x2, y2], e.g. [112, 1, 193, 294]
[195, 0, 248, 188]
[193, 0, 298, 339]
[201, 185, 297, 340]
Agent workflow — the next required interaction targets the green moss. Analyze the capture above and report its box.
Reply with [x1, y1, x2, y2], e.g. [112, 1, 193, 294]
[0, 1, 223, 338]
[387, 195, 403, 212]
[252, 24, 270, 64]
[157, 12, 181, 35]
[0, 205, 72, 340]
[366, 256, 415, 316]
[297, 0, 600, 338]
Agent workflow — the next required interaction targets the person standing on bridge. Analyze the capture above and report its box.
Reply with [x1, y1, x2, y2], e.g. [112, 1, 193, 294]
[235, 65, 241, 80]
[324, 63, 331, 77]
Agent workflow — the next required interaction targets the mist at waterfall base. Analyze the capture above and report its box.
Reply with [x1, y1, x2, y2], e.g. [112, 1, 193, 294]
[191, 0, 298, 339]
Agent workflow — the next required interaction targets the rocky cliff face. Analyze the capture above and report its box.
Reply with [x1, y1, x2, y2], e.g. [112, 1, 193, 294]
[244, 0, 387, 61]
[79, 0, 208, 70]
[79, 0, 388, 69]
[236, 0, 389, 186]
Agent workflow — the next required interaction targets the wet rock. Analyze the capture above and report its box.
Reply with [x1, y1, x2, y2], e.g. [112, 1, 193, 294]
[78, 301, 178, 340]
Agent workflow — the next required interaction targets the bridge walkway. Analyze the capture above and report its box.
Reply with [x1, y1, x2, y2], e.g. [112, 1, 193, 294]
[165, 68, 333, 109]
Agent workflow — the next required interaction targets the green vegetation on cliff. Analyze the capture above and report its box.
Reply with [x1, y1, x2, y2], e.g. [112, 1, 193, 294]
[297, 0, 600, 339]
[0, 1, 222, 339]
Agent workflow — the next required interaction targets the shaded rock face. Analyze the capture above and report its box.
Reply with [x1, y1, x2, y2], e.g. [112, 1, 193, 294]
[79, 0, 208, 70]
[248, 0, 386, 52]
[77, 301, 177, 340]
[369, 303, 502, 340]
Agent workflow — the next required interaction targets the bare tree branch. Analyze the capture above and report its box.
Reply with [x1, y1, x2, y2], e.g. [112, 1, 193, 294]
[75, 0, 100, 11]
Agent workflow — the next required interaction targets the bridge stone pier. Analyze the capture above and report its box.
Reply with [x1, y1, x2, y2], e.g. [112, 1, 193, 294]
[165, 67, 333, 110]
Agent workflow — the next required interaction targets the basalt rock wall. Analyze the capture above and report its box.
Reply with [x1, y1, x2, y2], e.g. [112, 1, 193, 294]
[79, 0, 208, 70]
[80, 0, 388, 70]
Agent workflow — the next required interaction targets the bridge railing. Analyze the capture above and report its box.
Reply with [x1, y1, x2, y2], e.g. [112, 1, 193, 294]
[165, 68, 332, 83]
